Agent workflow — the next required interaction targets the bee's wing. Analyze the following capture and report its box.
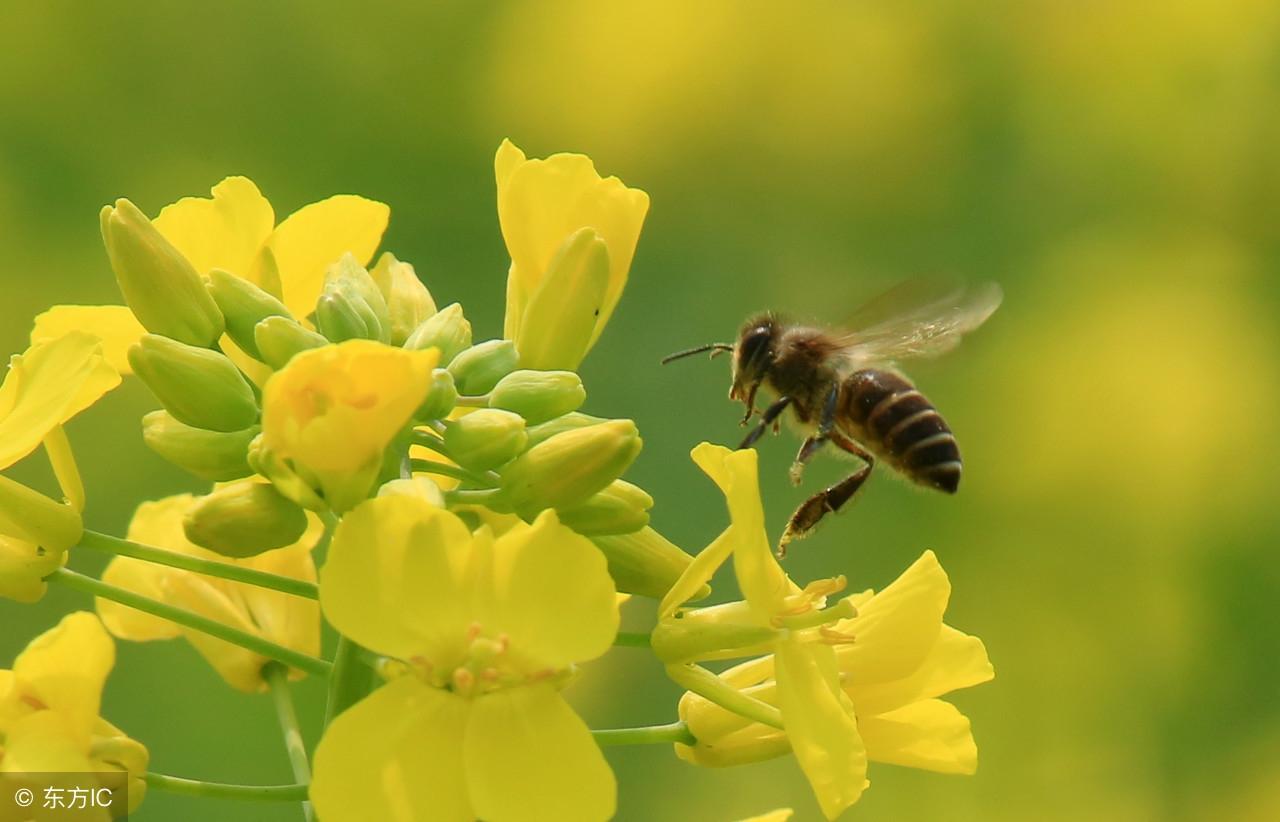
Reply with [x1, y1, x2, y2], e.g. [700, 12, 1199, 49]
[835, 280, 1002, 364]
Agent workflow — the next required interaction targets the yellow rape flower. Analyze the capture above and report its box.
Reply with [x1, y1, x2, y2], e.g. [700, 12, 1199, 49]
[0, 334, 119, 601]
[94, 493, 323, 692]
[33, 176, 390, 371]
[311, 496, 619, 822]
[656, 444, 866, 819]
[0, 612, 148, 814]
[259, 340, 439, 513]
[496, 139, 649, 369]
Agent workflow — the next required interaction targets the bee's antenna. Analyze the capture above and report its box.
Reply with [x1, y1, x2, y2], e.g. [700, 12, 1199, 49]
[661, 343, 734, 364]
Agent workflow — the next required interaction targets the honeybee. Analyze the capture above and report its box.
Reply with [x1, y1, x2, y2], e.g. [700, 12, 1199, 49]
[664, 280, 1002, 555]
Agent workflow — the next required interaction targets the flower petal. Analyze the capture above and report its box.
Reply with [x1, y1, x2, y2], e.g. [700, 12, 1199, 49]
[153, 176, 275, 277]
[658, 526, 734, 619]
[483, 510, 618, 668]
[0, 333, 121, 469]
[30, 305, 145, 375]
[267, 195, 390, 317]
[850, 625, 994, 716]
[320, 495, 473, 661]
[12, 612, 114, 746]
[464, 683, 616, 822]
[774, 638, 866, 820]
[835, 550, 948, 685]
[859, 698, 979, 775]
[691, 443, 788, 617]
[311, 676, 473, 822]
[96, 556, 181, 641]
[1, 711, 95, 772]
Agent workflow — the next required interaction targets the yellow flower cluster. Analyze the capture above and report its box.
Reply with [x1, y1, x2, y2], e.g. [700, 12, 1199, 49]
[0, 138, 991, 821]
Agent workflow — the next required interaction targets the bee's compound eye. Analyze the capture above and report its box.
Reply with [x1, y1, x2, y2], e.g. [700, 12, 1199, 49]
[739, 326, 771, 367]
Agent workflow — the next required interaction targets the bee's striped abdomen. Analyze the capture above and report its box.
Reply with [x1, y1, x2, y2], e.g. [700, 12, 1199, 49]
[841, 368, 962, 493]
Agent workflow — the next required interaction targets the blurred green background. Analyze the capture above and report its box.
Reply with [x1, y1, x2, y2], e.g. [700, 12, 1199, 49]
[3, 1, 1280, 820]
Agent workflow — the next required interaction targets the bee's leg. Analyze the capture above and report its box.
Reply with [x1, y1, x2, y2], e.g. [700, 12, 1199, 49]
[738, 396, 792, 450]
[788, 386, 842, 485]
[777, 462, 872, 558]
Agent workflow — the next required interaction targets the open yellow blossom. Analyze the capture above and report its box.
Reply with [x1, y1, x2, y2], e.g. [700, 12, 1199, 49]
[0, 333, 119, 601]
[311, 496, 619, 822]
[30, 305, 145, 375]
[496, 139, 649, 368]
[260, 340, 438, 512]
[657, 444, 866, 820]
[94, 493, 323, 692]
[0, 612, 148, 814]
[666, 446, 993, 815]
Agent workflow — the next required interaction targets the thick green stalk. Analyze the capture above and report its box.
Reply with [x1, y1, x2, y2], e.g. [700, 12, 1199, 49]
[265, 663, 314, 822]
[323, 636, 373, 727]
[48, 568, 331, 677]
[592, 721, 696, 747]
[77, 529, 318, 599]
[144, 773, 309, 802]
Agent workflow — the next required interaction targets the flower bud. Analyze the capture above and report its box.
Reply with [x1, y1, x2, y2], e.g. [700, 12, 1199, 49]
[499, 420, 641, 517]
[0, 473, 83, 552]
[524, 411, 608, 448]
[99, 198, 224, 346]
[404, 303, 473, 364]
[207, 269, 292, 359]
[516, 227, 609, 370]
[141, 410, 258, 481]
[128, 335, 258, 432]
[591, 526, 700, 599]
[556, 479, 651, 536]
[247, 437, 327, 512]
[417, 368, 458, 421]
[254, 316, 328, 370]
[182, 481, 310, 558]
[0, 533, 61, 603]
[315, 253, 390, 343]
[488, 369, 586, 424]
[370, 252, 436, 346]
[448, 339, 519, 395]
[442, 409, 528, 472]
[377, 476, 445, 507]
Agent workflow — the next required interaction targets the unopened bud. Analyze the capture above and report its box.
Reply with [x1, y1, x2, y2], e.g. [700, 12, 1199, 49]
[246, 437, 326, 512]
[377, 476, 446, 508]
[0, 533, 61, 603]
[207, 269, 292, 359]
[556, 480, 651, 536]
[182, 481, 309, 558]
[442, 409, 528, 472]
[448, 339, 518, 395]
[516, 227, 609, 370]
[404, 303, 473, 364]
[591, 526, 699, 600]
[370, 252, 436, 346]
[525, 412, 608, 448]
[499, 420, 641, 517]
[488, 370, 586, 424]
[100, 198, 224, 346]
[315, 253, 391, 343]
[0, 474, 83, 552]
[141, 411, 258, 482]
[417, 369, 458, 421]
[254, 316, 327, 370]
[128, 335, 258, 432]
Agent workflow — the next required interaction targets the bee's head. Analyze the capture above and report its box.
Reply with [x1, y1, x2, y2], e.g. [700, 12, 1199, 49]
[730, 314, 779, 402]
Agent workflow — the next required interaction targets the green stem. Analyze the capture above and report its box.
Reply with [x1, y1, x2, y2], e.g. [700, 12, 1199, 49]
[144, 773, 309, 802]
[444, 489, 503, 506]
[592, 721, 696, 747]
[613, 631, 652, 648]
[664, 663, 784, 730]
[48, 568, 331, 678]
[323, 636, 372, 727]
[265, 663, 314, 822]
[77, 530, 318, 599]
[410, 458, 495, 487]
